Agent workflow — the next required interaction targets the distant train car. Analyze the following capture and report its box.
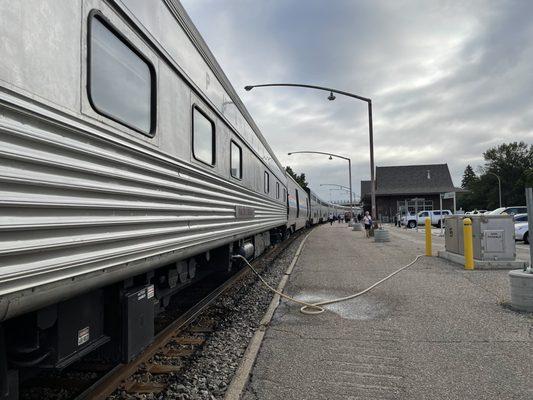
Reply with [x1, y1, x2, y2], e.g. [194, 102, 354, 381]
[286, 174, 309, 232]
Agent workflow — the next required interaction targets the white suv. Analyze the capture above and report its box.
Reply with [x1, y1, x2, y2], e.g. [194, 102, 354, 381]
[402, 210, 452, 229]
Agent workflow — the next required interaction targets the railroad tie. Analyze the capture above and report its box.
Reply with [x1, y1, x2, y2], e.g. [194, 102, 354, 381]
[124, 380, 166, 394]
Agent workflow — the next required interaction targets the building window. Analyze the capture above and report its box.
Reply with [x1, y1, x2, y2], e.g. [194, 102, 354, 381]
[192, 107, 215, 165]
[276, 182, 280, 199]
[230, 141, 242, 179]
[264, 172, 270, 193]
[89, 14, 155, 135]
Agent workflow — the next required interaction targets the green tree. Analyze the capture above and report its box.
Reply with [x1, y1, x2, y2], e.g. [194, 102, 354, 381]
[483, 141, 533, 206]
[461, 165, 477, 189]
[285, 166, 308, 188]
[458, 142, 533, 210]
[457, 165, 480, 210]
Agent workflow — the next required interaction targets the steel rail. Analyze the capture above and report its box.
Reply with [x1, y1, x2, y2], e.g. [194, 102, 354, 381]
[78, 230, 305, 400]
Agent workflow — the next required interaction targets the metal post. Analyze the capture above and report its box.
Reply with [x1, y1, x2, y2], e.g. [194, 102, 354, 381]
[463, 218, 474, 270]
[404, 200, 408, 229]
[453, 192, 457, 214]
[368, 101, 376, 220]
[415, 199, 419, 232]
[439, 193, 444, 236]
[425, 217, 432, 256]
[488, 172, 502, 208]
[348, 158, 354, 220]
[526, 188, 533, 270]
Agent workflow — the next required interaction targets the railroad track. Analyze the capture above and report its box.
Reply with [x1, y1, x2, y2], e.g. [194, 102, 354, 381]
[58, 230, 305, 400]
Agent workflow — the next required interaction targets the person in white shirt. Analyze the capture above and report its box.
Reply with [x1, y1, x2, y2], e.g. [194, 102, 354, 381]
[363, 211, 372, 238]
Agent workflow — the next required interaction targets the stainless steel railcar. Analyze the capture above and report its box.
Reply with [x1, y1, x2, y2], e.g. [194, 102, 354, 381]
[0, 0, 295, 393]
[0, 0, 338, 395]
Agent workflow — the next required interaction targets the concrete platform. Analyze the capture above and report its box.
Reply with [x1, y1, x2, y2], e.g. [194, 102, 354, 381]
[241, 224, 533, 400]
[438, 250, 528, 270]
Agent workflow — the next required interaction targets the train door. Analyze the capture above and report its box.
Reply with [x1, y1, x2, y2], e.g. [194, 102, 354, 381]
[295, 189, 300, 218]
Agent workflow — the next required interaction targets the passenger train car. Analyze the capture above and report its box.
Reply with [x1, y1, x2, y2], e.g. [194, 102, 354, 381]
[0, 0, 351, 395]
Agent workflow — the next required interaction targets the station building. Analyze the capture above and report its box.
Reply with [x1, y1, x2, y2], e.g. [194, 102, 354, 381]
[361, 163, 463, 222]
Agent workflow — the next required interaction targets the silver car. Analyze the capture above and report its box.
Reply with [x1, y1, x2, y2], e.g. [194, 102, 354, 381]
[514, 213, 529, 244]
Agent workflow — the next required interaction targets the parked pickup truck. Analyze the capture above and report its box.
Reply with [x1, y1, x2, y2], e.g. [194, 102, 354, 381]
[401, 210, 453, 228]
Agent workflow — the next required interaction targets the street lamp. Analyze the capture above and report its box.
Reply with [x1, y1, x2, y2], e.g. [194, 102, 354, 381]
[319, 183, 358, 199]
[287, 150, 354, 217]
[244, 83, 376, 217]
[487, 172, 502, 208]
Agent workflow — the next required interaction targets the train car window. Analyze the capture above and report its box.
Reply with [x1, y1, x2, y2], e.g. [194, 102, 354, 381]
[295, 189, 300, 218]
[192, 107, 215, 165]
[230, 141, 242, 179]
[264, 172, 270, 193]
[89, 15, 155, 136]
[276, 182, 280, 199]
[283, 188, 286, 200]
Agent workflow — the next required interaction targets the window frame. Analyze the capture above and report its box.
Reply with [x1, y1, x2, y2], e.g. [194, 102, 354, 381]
[230, 140, 243, 180]
[276, 182, 280, 199]
[191, 105, 216, 167]
[264, 171, 270, 193]
[87, 11, 157, 137]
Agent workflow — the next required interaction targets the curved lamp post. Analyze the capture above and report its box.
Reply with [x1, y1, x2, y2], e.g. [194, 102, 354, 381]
[287, 150, 353, 217]
[487, 172, 502, 208]
[320, 183, 358, 199]
[245, 83, 376, 217]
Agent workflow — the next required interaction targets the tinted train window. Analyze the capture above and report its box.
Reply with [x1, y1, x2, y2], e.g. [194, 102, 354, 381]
[295, 189, 300, 218]
[264, 172, 270, 193]
[89, 15, 154, 135]
[276, 182, 280, 199]
[193, 107, 215, 165]
[230, 141, 242, 179]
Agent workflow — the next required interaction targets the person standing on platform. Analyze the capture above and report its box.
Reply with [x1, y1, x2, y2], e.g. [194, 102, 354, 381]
[328, 213, 334, 226]
[363, 211, 372, 238]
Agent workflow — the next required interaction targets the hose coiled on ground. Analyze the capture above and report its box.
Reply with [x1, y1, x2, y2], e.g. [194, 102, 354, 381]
[232, 253, 426, 315]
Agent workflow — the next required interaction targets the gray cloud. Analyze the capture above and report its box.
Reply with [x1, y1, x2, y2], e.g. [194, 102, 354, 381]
[181, 0, 533, 202]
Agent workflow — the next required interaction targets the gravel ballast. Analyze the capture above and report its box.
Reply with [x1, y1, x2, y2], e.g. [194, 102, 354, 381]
[110, 232, 307, 400]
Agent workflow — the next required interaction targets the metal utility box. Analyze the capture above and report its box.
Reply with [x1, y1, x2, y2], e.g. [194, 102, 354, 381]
[471, 215, 516, 261]
[444, 214, 516, 261]
[121, 285, 155, 362]
[444, 216, 464, 255]
[43, 289, 109, 368]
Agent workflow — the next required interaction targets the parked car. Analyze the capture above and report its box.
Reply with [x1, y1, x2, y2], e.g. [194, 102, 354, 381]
[465, 210, 487, 215]
[488, 206, 527, 215]
[514, 213, 529, 244]
[401, 210, 453, 228]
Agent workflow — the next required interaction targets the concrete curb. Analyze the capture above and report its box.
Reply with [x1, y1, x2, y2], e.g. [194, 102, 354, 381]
[224, 231, 312, 400]
[438, 250, 527, 270]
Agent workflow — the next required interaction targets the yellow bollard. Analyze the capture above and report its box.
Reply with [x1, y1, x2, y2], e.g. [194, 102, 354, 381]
[425, 217, 432, 256]
[463, 217, 474, 270]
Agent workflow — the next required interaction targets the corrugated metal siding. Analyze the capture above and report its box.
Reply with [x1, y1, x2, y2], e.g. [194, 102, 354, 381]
[0, 116, 286, 296]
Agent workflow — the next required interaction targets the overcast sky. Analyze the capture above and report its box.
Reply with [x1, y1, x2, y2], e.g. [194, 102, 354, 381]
[181, 0, 533, 202]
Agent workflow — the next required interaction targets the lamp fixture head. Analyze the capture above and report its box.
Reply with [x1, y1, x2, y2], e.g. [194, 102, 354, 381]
[329, 155, 333, 160]
[327, 91, 336, 101]
[244, 86, 253, 91]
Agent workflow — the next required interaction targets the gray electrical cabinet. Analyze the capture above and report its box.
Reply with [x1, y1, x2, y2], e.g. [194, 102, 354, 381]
[471, 215, 516, 261]
[444, 214, 516, 261]
[444, 216, 464, 254]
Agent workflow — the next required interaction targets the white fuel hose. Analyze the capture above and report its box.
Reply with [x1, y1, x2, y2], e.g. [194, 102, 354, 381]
[233, 242, 426, 315]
